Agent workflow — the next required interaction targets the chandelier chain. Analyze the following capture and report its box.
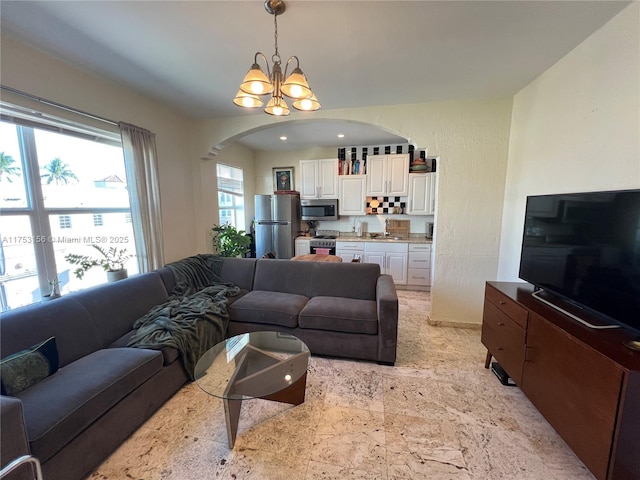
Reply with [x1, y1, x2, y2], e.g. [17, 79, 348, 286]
[272, 13, 281, 65]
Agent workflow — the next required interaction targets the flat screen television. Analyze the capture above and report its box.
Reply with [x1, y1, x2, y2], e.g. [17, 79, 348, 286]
[519, 188, 640, 334]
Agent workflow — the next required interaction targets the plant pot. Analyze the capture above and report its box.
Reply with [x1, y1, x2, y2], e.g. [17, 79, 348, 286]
[107, 269, 128, 282]
[41, 293, 60, 302]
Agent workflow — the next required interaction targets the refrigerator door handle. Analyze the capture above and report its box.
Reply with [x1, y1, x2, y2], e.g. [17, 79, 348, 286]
[257, 220, 288, 226]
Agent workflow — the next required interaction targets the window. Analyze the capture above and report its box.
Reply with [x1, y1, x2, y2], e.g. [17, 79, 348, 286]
[216, 163, 245, 230]
[0, 115, 138, 311]
[59, 215, 72, 229]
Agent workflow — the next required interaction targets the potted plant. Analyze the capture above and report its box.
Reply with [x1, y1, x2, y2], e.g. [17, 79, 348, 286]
[65, 245, 132, 282]
[212, 223, 251, 257]
[41, 277, 60, 302]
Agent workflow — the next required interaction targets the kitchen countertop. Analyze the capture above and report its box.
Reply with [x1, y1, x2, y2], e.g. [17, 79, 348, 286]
[336, 233, 432, 244]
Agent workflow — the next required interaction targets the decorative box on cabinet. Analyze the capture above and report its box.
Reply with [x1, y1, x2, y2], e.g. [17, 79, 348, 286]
[481, 281, 640, 480]
[299, 158, 338, 199]
[366, 154, 409, 196]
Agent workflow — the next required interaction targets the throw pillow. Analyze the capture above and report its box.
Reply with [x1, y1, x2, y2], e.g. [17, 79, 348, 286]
[0, 337, 59, 396]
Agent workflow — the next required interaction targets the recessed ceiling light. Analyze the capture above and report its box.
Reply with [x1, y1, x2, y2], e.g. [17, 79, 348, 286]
[337, 134, 345, 138]
[280, 136, 287, 140]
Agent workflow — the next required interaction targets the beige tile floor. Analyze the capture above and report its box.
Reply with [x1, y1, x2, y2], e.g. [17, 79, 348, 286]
[88, 290, 594, 480]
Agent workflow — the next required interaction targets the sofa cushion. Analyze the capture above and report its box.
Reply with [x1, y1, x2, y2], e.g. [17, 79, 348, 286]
[299, 296, 378, 334]
[228, 290, 308, 328]
[16, 347, 163, 463]
[110, 331, 180, 366]
[1, 337, 59, 396]
[252, 259, 314, 296]
[70, 272, 169, 348]
[0, 297, 102, 368]
[220, 257, 257, 291]
[309, 262, 380, 301]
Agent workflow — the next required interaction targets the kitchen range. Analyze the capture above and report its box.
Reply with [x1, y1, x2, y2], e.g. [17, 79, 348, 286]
[309, 230, 339, 255]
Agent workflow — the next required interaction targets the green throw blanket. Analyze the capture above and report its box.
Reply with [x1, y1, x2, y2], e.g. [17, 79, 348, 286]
[128, 255, 239, 380]
[165, 254, 225, 296]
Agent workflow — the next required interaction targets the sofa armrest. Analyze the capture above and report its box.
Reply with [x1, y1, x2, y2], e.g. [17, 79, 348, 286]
[376, 274, 399, 365]
[1, 396, 35, 480]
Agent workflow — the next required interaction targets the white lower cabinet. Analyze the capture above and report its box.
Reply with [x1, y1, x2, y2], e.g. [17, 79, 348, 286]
[364, 242, 408, 285]
[407, 243, 431, 287]
[294, 237, 310, 256]
[336, 241, 365, 263]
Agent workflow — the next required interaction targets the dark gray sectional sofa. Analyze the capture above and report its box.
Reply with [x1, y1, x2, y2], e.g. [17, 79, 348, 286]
[1, 256, 398, 480]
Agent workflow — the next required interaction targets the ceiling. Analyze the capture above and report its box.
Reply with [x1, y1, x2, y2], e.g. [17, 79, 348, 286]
[0, 1, 629, 151]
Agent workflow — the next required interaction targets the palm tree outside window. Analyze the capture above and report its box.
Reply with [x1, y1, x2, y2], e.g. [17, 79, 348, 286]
[0, 152, 22, 183]
[41, 157, 79, 185]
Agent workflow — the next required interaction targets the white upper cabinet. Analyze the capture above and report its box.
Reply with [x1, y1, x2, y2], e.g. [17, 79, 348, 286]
[366, 154, 409, 196]
[299, 159, 338, 199]
[338, 175, 366, 215]
[407, 172, 436, 215]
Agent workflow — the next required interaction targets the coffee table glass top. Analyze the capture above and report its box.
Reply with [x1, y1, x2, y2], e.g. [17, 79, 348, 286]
[194, 331, 310, 400]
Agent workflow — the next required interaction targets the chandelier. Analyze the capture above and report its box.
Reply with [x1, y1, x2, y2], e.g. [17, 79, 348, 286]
[233, 0, 320, 116]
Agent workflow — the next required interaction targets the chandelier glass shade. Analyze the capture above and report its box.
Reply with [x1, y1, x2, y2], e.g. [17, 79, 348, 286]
[233, 0, 320, 116]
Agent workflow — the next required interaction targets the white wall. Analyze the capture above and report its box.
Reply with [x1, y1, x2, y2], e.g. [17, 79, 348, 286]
[0, 35, 197, 263]
[191, 142, 257, 253]
[498, 3, 640, 281]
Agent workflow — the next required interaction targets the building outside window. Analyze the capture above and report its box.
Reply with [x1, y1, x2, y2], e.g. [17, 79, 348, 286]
[216, 163, 245, 230]
[0, 116, 138, 311]
[59, 215, 72, 229]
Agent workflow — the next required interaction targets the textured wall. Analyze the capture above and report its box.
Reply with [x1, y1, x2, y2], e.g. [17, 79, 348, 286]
[498, 3, 640, 281]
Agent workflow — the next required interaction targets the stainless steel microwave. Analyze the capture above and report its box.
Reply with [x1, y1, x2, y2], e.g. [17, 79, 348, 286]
[300, 199, 339, 221]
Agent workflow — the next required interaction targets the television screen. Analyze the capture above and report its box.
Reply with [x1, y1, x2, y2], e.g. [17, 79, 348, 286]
[519, 189, 640, 333]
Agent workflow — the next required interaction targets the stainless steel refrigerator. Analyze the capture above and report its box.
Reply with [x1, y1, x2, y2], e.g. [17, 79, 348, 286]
[254, 194, 300, 259]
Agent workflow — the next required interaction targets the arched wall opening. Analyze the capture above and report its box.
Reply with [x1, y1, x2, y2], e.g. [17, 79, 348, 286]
[192, 99, 514, 329]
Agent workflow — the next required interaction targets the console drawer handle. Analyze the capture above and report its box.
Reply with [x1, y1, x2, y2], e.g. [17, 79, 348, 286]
[498, 322, 505, 326]
[499, 301, 507, 305]
[497, 347, 504, 351]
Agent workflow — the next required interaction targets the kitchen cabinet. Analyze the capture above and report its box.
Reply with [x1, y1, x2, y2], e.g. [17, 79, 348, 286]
[294, 237, 310, 256]
[299, 159, 338, 199]
[336, 241, 365, 262]
[338, 175, 366, 215]
[407, 173, 436, 215]
[366, 154, 409, 197]
[364, 241, 408, 285]
[407, 243, 431, 287]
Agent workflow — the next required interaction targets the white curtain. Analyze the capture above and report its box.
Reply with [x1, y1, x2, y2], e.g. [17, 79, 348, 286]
[118, 122, 165, 272]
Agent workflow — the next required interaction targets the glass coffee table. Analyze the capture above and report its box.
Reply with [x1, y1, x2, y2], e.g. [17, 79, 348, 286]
[194, 331, 310, 448]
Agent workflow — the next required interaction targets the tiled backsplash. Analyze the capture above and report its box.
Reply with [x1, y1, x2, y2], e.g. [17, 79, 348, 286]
[366, 196, 406, 214]
[315, 214, 434, 235]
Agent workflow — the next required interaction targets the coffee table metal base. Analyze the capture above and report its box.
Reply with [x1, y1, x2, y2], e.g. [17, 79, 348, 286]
[223, 344, 308, 448]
